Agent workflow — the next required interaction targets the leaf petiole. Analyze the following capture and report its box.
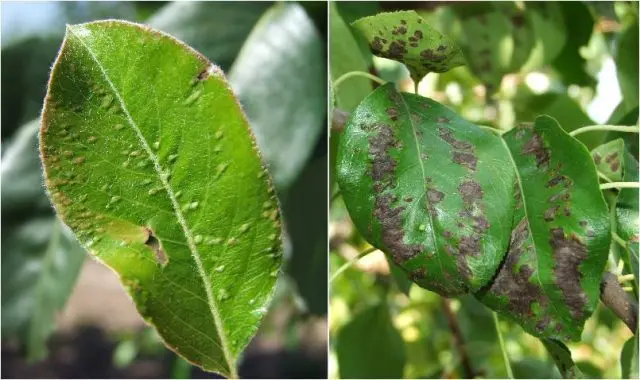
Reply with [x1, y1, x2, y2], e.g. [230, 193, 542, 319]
[333, 71, 386, 91]
[597, 170, 614, 183]
[613, 232, 629, 249]
[493, 312, 514, 379]
[330, 247, 377, 283]
[600, 182, 640, 190]
[569, 125, 639, 137]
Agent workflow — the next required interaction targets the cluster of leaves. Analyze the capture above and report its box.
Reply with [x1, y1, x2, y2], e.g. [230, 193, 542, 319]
[330, 2, 637, 379]
[2, 2, 326, 377]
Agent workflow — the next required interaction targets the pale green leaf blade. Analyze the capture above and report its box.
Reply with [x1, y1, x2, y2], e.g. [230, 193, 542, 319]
[330, 2, 372, 112]
[621, 335, 639, 379]
[1, 119, 86, 362]
[478, 117, 610, 341]
[541, 338, 585, 378]
[454, 3, 535, 88]
[336, 83, 516, 296]
[616, 16, 639, 112]
[229, 3, 326, 191]
[336, 303, 406, 378]
[616, 148, 639, 287]
[351, 10, 465, 83]
[591, 139, 625, 182]
[40, 20, 282, 376]
[521, 3, 567, 71]
[147, 1, 271, 71]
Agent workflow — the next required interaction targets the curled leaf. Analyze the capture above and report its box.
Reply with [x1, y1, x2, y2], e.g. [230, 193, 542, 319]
[351, 10, 465, 83]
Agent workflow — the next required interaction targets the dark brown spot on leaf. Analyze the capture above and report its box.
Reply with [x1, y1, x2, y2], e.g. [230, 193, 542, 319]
[409, 268, 426, 281]
[547, 175, 566, 188]
[387, 40, 407, 58]
[549, 228, 589, 319]
[374, 194, 423, 263]
[544, 206, 558, 222]
[522, 132, 550, 168]
[486, 219, 548, 319]
[438, 127, 473, 150]
[386, 107, 399, 121]
[592, 152, 601, 165]
[427, 188, 445, 204]
[369, 124, 397, 183]
[459, 180, 483, 204]
[453, 152, 477, 171]
[372, 37, 384, 53]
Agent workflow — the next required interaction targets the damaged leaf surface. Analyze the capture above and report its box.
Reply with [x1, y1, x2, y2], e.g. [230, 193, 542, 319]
[477, 116, 610, 341]
[616, 147, 639, 289]
[337, 85, 611, 341]
[336, 83, 516, 296]
[591, 139, 625, 182]
[40, 20, 282, 376]
[351, 10, 465, 83]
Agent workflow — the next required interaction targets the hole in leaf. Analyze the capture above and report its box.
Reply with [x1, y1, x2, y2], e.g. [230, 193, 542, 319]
[145, 227, 168, 266]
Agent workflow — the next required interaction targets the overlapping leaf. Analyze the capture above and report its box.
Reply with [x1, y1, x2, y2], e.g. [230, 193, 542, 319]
[477, 116, 610, 341]
[351, 10, 465, 84]
[616, 148, 639, 288]
[1, 120, 85, 361]
[229, 2, 326, 192]
[40, 21, 282, 376]
[337, 84, 611, 340]
[454, 3, 534, 88]
[591, 139, 625, 182]
[336, 303, 406, 378]
[337, 83, 516, 296]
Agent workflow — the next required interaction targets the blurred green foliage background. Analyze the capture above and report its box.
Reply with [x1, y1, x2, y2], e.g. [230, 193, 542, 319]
[1, 1, 327, 378]
[330, 1, 638, 378]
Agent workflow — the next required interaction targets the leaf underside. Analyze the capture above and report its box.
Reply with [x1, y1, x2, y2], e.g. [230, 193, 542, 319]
[337, 84, 610, 341]
[40, 20, 282, 376]
[351, 10, 465, 83]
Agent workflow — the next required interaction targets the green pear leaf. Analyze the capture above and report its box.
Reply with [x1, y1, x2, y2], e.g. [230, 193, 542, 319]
[336, 83, 516, 296]
[591, 139, 625, 182]
[351, 10, 465, 83]
[337, 84, 610, 341]
[40, 20, 282, 377]
[477, 116, 610, 341]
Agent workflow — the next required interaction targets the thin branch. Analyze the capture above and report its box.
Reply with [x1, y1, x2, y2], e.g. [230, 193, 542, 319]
[613, 231, 630, 249]
[441, 298, 476, 378]
[330, 247, 377, 283]
[492, 312, 514, 379]
[600, 182, 640, 190]
[597, 170, 614, 183]
[569, 125, 639, 137]
[600, 271, 638, 334]
[333, 71, 386, 92]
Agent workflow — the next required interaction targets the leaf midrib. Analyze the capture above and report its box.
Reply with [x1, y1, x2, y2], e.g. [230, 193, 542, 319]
[498, 135, 563, 319]
[67, 25, 235, 375]
[396, 92, 445, 275]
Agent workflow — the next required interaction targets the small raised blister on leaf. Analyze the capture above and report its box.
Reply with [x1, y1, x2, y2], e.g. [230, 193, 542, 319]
[351, 10, 466, 84]
[40, 20, 282, 377]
